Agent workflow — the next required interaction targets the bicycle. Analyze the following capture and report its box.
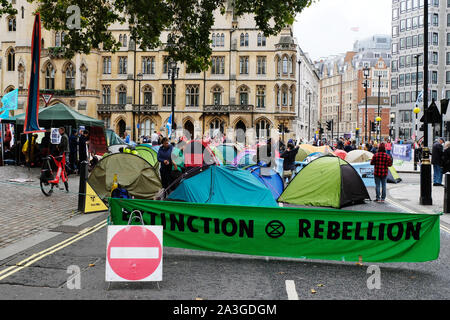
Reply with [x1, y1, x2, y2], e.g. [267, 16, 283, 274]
[40, 154, 69, 196]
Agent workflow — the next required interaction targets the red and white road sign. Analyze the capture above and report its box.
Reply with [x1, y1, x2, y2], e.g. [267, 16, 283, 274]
[106, 225, 163, 282]
[41, 93, 53, 106]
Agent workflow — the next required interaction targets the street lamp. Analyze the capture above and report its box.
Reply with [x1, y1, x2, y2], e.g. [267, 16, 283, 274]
[377, 74, 381, 143]
[363, 66, 370, 145]
[136, 72, 143, 142]
[167, 58, 179, 138]
[413, 106, 421, 171]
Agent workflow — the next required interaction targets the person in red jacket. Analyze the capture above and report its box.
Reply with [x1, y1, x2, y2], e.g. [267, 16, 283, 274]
[370, 143, 393, 202]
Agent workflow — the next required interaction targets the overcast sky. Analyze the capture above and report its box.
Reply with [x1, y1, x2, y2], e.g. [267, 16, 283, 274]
[293, 0, 392, 62]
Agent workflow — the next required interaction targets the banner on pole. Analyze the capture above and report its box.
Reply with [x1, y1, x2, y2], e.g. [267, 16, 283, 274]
[108, 198, 441, 263]
[392, 144, 412, 161]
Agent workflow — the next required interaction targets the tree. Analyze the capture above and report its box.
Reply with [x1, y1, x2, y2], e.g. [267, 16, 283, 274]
[21, 0, 314, 70]
[0, 0, 17, 16]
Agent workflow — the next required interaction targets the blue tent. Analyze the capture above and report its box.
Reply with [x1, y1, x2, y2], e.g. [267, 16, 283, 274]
[244, 165, 284, 201]
[167, 166, 278, 207]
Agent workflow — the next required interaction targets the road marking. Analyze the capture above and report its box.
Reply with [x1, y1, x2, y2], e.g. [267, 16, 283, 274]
[285, 280, 299, 300]
[0, 220, 107, 281]
[386, 198, 450, 235]
[110, 247, 159, 259]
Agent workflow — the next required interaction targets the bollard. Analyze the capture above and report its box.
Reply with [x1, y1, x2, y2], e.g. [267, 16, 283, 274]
[444, 173, 450, 214]
[77, 160, 89, 213]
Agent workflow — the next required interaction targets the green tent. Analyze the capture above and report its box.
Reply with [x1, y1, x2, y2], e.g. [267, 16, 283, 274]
[5, 103, 104, 128]
[387, 166, 402, 183]
[88, 153, 162, 200]
[295, 148, 309, 162]
[278, 156, 370, 209]
[135, 145, 159, 169]
[106, 129, 126, 146]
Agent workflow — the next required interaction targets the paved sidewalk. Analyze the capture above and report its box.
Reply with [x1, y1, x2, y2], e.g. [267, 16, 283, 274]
[0, 165, 82, 249]
[393, 160, 420, 174]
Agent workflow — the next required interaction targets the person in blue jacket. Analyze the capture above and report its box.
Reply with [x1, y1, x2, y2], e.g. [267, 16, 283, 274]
[157, 137, 175, 189]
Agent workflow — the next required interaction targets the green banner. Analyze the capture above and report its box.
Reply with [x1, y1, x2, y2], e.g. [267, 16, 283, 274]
[108, 198, 441, 263]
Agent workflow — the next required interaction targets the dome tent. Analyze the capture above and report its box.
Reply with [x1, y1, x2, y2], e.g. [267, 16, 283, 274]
[166, 165, 278, 207]
[278, 156, 370, 209]
[244, 165, 284, 201]
[88, 153, 162, 200]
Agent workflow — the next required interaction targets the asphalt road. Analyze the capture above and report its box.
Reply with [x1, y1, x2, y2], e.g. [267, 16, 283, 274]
[0, 174, 449, 301]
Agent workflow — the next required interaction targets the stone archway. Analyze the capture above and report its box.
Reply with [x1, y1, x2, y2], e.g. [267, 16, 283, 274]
[183, 120, 194, 140]
[117, 119, 126, 138]
[235, 120, 246, 144]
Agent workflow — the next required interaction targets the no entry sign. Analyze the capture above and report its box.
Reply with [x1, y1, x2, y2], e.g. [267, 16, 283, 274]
[106, 225, 163, 282]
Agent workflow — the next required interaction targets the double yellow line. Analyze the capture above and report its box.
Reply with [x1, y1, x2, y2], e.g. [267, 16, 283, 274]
[0, 220, 107, 281]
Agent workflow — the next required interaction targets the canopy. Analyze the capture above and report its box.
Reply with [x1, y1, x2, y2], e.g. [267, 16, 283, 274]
[167, 166, 278, 207]
[279, 156, 370, 209]
[345, 150, 374, 163]
[88, 153, 162, 200]
[5, 103, 104, 128]
[244, 165, 284, 201]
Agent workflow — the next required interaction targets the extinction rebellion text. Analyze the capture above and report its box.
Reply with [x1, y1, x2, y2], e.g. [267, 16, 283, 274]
[122, 209, 422, 241]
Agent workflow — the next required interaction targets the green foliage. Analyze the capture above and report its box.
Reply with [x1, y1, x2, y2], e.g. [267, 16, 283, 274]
[0, 0, 17, 16]
[20, 0, 314, 70]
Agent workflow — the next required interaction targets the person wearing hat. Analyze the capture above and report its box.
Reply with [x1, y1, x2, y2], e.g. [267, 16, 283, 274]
[370, 143, 393, 202]
[281, 142, 299, 183]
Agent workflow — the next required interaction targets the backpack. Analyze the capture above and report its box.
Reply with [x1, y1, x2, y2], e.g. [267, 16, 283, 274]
[111, 187, 131, 199]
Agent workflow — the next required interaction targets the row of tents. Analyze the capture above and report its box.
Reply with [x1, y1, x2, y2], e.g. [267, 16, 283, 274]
[88, 140, 400, 209]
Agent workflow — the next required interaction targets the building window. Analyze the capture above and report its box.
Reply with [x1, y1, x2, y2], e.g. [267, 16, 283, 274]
[65, 63, 75, 90]
[257, 33, 266, 46]
[282, 56, 289, 74]
[163, 84, 175, 107]
[8, 16, 16, 32]
[212, 86, 222, 105]
[275, 85, 280, 106]
[103, 57, 111, 74]
[117, 85, 127, 104]
[212, 33, 225, 47]
[7, 48, 15, 71]
[123, 34, 127, 47]
[256, 119, 270, 139]
[256, 85, 266, 108]
[281, 85, 288, 106]
[211, 56, 225, 74]
[102, 85, 111, 104]
[239, 86, 249, 105]
[143, 86, 153, 105]
[162, 56, 169, 74]
[45, 64, 55, 90]
[118, 57, 127, 74]
[55, 32, 61, 47]
[209, 119, 224, 137]
[185, 84, 199, 107]
[289, 86, 295, 106]
[142, 57, 155, 74]
[141, 119, 155, 137]
[239, 56, 249, 74]
[257, 56, 266, 75]
[240, 33, 249, 46]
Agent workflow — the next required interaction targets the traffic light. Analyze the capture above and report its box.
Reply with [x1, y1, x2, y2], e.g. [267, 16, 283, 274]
[370, 121, 376, 132]
[278, 124, 283, 133]
[326, 121, 332, 131]
[355, 129, 360, 137]
[441, 99, 449, 116]
[319, 128, 324, 135]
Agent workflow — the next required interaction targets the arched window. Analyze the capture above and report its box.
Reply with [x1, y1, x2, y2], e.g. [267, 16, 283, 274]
[45, 64, 55, 90]
[123, 34, 127, 47]
[282, 56, 289, 74]
[289, 85, 295, 106]
[212, 85, 222, 105]
[119, 34, 123, 45]
[240, 33, 245, 46]
[143, 86, 153, 105]
[209, 118, 224, 137]
[256, 119, 270, 139]
[244, 33, 249, 46]
[212, 33, 216, 47]
[8, 17, 16, 32]
[281, 85, 288, 106]
[141, 118, 155, 137]
[185, 84, 199, 107]
[102, 85, 111, 104]
[163, 84, 175, 107]
[61, 32, 66, 44]
[220, 33, 225, 47]
[256, 85, 266, 108]
[257, 33, 261, 46]
[117, 85, 127, 104]
[65, 63, 75, 90]
[7, 48, 15, 71]
[275, 85, 280, 107]
[55, 32, 61, 47]
[290, 56, 295, 74]
[276, 56, 281, 76]
[239, 86, 249, 105]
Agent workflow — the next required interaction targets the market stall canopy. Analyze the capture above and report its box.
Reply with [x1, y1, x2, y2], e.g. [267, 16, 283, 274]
[4, 103, 104, 128]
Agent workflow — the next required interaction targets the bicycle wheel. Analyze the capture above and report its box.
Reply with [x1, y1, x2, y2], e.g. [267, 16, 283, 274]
[40, 180, 54, 196]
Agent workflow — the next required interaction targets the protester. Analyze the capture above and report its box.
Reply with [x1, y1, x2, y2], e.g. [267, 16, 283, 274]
[124, 131, 130, 144]
[3, 126, 11, 151]
[385, 139, 392, 155]
[78, 130, 89, 167]
[58, 127, 69, 165]
[432, 137, 445, 186]
[157, 137, 175, 189]
[442, 141, 450, 174]
[22, 134, 38, 166]
[151, 131, 159, 146]
[370, 143, 393, 202]
[256, 138, 275, 168]
[281, 142, 299, 182]
[69, 129, 78, 173]
[344, 141, 353, 153]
